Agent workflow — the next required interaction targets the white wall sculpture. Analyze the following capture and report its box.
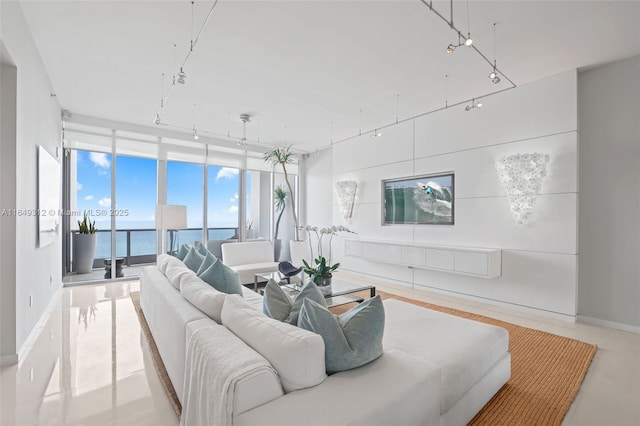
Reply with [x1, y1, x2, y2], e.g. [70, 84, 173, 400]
[335, 180, 357, 221]
[495, 153, 551, 226]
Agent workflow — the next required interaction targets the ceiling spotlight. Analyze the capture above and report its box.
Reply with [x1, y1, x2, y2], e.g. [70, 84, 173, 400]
[153, 114, 161, 125]
[464, 37, 473, 47]
[465, 98, 483, 111]
[370, 129, 382, 138]
[446, 44, 456, 53]
[192, 127, 199, 140]
[489, 67, 501, 84]
[177, 68, 186, 84]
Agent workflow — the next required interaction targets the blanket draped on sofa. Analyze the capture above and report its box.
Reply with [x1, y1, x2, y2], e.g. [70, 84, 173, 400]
[180, 324, 277, 426]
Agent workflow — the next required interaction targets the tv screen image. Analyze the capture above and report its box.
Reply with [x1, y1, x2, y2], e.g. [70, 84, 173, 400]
[382, 173, 454, 225]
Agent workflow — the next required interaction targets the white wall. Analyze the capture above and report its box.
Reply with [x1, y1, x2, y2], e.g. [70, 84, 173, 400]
[302, 148, 333, 227]
[327, 71, 579, 319]
[578, 55, 640, 330]
[0, 1, 63, 363]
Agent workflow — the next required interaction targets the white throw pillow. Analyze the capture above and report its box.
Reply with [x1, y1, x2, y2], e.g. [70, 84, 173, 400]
[165, 261, 194, 290]
[157, 253, 181, 276]
[180, 275, 226, 323]
[221, 295, 327, 393]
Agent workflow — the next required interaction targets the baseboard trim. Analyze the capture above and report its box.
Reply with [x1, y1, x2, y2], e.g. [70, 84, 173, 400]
[577, 315, 640, 334]
[15, 285, 63, 367]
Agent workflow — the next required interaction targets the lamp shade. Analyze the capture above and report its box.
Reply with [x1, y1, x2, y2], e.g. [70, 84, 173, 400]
[155, 204, 187, 230]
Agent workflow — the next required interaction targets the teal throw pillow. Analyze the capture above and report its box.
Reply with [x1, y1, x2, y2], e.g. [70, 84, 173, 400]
[183, 247, 205, 272]
[298, 296, 385, 374]
[196, 243, 209, 257]
[198, 258, 243, 296]
[176, 243, 191, 261]
[263, 280, 327, 325]
[196, 251, 217, 276]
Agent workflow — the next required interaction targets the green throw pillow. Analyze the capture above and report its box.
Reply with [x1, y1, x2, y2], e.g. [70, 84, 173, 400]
[176, 243, 191, 261]
[183, 246, 205, 272]
[196, 244, 209, 257]
[198, 258, 243, 296]
[298, 296, 385, 374]
[196, 251, 217, 275]
[263, 280, 327, 325]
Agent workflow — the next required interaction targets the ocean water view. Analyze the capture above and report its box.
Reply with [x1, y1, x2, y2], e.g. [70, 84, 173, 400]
[92, 228, 237, 259]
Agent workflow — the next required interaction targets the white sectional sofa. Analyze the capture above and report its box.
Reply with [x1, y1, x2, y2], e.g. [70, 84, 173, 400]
[221, 240, 279, 285]
[140, 254, 510, 425]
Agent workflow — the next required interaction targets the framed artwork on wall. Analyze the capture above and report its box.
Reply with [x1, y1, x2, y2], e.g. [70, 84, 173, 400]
[382, 172, 454, 225]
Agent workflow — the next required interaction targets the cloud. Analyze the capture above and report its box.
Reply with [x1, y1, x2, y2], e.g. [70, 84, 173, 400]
[76, 182, 83, 191]
[89, 152, 110, 169]
[228, 206, 238, 213]
[84, 195, 94, 201]
[98, 197, 111, 207]
[234, 193, 239, 199]
[216, 167, 239, 180]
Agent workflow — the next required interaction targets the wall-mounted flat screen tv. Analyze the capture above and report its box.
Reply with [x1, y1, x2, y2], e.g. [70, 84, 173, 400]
[382, 172, 454, 225]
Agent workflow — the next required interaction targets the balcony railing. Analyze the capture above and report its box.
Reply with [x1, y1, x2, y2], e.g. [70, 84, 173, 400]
[70, 227, 238, 270]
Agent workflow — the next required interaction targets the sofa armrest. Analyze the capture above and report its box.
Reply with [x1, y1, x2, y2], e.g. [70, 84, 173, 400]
[235, 349, 441, 426]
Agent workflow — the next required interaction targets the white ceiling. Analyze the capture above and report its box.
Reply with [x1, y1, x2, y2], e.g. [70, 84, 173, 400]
[20, 1, 640, 152]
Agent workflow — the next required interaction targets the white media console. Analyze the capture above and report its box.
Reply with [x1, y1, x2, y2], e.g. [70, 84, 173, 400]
[344, 239, 502, 279]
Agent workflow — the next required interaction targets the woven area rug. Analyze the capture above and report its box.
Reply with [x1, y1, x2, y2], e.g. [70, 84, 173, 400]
[130, 290, 597, 425]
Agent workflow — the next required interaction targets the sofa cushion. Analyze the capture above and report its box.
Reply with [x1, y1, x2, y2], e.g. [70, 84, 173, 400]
[198, 258, 243, 296]
[222, 241, 274, 266]
[177, 243, 191, 261]
[222, 295, 326, 393]
[180, 275, 227, 323]
[298, 296, 385, 374]
[196, 251, 217, 275]
[157, 253, 181, 275]
[184, 247, 205, 272]
[382, 298, 509, 413]
[165, 259, 196, 290]
[196, 243, 209, 257]
[241, 286, 265, 311]
[263, 280, 326, 325]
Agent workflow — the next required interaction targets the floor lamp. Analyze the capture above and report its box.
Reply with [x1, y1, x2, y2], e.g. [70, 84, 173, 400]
[155, 204, 187, 255]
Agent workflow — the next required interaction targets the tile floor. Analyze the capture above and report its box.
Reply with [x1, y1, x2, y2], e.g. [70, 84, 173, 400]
[1, 276, 638, 425]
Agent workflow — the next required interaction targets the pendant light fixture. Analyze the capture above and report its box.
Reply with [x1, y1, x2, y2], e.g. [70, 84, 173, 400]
[238, 114, 250, 146]
[489, 23, 501, 84]
[192, 104, 199, 140]
[464, 98, 483, 111]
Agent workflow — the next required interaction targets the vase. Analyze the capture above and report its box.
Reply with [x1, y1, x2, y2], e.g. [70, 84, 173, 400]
[273, 239, 282, 262]
[316, 276, 332, 296]
[73, 233, 97, 273]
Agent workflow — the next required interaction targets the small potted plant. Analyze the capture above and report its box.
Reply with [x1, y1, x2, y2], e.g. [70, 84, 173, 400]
[299, 225, 354, 295]
[73, 211, 97, 273]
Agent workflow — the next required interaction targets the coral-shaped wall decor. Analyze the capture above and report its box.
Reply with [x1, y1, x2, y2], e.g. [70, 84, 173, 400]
[335, 180, 357, 221]
[495, 153, 550, 226]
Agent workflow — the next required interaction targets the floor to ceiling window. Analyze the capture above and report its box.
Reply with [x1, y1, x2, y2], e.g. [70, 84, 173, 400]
[115, 154, 157, 265]
[207, 165, 240, 240]
[71, 149, 112, 279]
[62, 121, 300, 284]
[167, 160, 204, 248]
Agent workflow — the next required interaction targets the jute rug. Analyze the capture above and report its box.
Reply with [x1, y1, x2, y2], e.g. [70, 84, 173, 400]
[130, 290, 597, 425]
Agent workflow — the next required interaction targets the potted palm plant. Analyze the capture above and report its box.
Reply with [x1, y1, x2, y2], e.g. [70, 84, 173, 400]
[273, 185, 288, 261]
[263, 146, 299, 239]
[264, 145, 305, 263]
[73, 211, 97, 273]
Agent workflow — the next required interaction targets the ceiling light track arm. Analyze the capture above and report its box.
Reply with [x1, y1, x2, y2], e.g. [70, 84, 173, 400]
[180, 0, 219, 69]
[418, 0, 516, 88]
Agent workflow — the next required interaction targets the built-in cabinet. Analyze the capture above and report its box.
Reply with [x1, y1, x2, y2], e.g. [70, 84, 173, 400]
[345, 239, 502, 278]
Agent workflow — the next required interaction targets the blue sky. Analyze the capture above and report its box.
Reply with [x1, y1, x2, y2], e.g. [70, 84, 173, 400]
[75, 151, 242, 230]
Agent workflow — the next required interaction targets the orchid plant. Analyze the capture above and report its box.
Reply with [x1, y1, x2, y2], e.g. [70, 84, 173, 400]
[299, 225, 355, 285]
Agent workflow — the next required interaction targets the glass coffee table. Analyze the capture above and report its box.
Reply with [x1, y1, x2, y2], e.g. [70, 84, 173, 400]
[283, 278, 376, 308]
